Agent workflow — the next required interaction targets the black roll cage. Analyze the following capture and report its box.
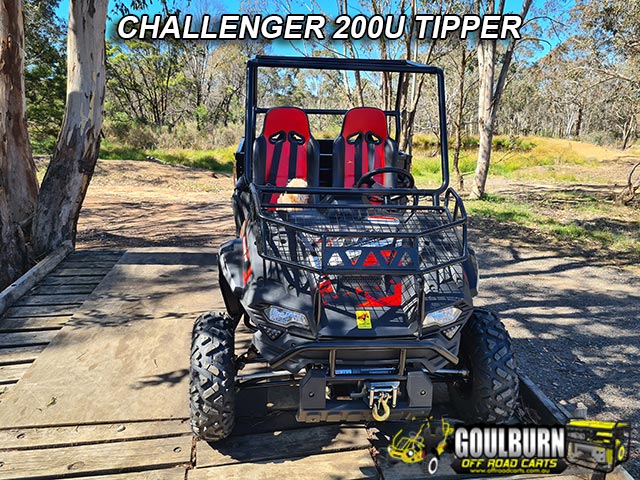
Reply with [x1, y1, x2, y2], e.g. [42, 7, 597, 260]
[243, 55, 450, 196]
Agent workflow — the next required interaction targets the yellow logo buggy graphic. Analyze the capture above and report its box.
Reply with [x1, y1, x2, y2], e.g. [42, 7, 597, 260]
[387, 417, 454, 475]
[356, 310, 372, 329]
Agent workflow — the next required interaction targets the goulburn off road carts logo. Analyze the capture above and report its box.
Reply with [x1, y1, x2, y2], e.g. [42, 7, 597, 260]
[451, 425, 568, 475]
[386, 418, 631, 476]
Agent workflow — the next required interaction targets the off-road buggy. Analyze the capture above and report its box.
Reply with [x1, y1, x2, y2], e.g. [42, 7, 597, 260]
[190, 56, 519, 441]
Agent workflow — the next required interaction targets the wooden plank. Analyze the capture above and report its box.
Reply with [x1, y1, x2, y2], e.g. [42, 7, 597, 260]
[61, 261, 121, 269]
[32, 284, 99, 295]
[0, 241, 73, 316]
[0, 362, 31, 384]
[67, 251, 124, 262]
[196, 425, 370, 468]
[0, 383, 14, 402]
[190, 449, 378, 480]
[4, 304, 82, 318]
[72, 467, 188, 480]
[39, 275, 107, 286]
[0, 316, 70, 332]
[0, 345, 46, 365]
[0, 435, 192, 479]
[49, 267, 113, 277]
[0, 419, 190, 450]
[14, 294, 90, 307]
[0, 248, 221, 427]
[0, 331, 58, 348]
[609, 467, 637, 480]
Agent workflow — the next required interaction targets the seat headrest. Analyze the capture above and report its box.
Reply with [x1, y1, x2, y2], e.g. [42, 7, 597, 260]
[262, 107, 311, 140]
[341, 107, 389, 139]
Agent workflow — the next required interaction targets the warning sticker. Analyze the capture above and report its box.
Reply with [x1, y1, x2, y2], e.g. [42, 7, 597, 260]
[356, 310, 372, 329]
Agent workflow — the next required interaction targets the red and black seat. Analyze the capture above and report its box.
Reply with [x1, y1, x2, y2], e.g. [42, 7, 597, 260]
[332, 107, 398, 188]
[253, 107, 319, 202]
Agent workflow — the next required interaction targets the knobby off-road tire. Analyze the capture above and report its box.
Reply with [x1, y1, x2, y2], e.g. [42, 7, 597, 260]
[449, 308, 519, 423]
[218, 265, 242, 327]
[190, 311, 236, 441]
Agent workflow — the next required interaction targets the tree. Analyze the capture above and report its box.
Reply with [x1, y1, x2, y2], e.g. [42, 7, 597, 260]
[449, 37, 477, 190]
[469, 0, 533, 199]
[574, 0, 640, 73]
[107, 38, 187, 129]
[24, 0, 66, 152]
[570, 0, 640, 148]
[31, 0, 108, 256]
[0, 0, 39, 287]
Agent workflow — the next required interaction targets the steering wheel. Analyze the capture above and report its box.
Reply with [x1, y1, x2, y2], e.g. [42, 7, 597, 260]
[356, 167, 415, 189]
[356, 167, 415, 204]
[319, 167, 416, 207]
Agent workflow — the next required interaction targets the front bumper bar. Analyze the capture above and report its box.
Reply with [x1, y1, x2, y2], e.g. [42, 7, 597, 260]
[269, 339, 458, 372]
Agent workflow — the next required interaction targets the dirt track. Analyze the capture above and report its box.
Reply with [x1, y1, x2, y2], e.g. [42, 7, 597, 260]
[77, 159, 640, 477]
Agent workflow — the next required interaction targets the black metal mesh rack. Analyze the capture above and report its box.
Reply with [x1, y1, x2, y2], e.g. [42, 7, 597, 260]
[252, 185, 467, 278]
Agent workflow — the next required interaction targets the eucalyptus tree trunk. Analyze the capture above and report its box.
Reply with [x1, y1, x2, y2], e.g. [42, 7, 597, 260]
[470, 38, 496, 199]
[621, 115, 635, 150]
[0, 187, 27, 288]
[31, 0, 108, 257]
[470, 0, 533, 199]
[0, 0, 38, 287]
[452, 45, 469, 191]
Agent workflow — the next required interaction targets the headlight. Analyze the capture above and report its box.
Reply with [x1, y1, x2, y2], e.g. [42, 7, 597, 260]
[423, 306, 462, 328]
[265, 306, 309, 328]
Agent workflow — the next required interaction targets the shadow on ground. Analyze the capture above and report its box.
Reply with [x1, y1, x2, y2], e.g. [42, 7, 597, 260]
[472, 238, 640, 477]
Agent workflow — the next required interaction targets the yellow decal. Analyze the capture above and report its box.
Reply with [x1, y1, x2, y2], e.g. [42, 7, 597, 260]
[356, 310, 372, 329]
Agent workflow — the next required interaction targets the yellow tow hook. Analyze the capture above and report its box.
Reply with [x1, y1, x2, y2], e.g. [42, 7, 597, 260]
[372, 393, 391, 421]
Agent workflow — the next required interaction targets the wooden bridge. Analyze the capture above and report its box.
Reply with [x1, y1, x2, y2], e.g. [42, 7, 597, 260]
[0, 248, 632, 479]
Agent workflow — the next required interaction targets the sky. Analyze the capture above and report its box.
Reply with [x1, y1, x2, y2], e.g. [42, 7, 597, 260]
[57, 0, 540, 17]
[54, 0, 565, 59]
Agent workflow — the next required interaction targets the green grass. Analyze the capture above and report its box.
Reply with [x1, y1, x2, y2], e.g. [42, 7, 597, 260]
[508, 170, 582, 183]
[411, 136, 593, 185]
[99, 142, 148, 161]
[99, 141, 235, 172]
[146, 147, 235, 172]
[466, 194, 640, 257]
[467, 193, 536, 223]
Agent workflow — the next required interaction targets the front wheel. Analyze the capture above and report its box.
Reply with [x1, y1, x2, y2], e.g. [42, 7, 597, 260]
[423, 455, 439, 475]
[448, 309, 519, 423]
[189, 311, 236, 441]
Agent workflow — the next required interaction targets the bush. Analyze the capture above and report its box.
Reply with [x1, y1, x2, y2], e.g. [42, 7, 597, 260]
[584, 131, 619, 147]
[413, 133, 440, 150]
[212, 123, 243, 147]
[103, 118, 158, 149]
[492, 135, 536, 151]
[127, 124, 158, 150]
[31, 135, 58, 155]
[411, 134, 535, 152]
[154, 122, 242, 150]
[157, 123, 203, 150]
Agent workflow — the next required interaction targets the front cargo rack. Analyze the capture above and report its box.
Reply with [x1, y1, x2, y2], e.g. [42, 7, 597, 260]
[251, 185, 468, 276]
